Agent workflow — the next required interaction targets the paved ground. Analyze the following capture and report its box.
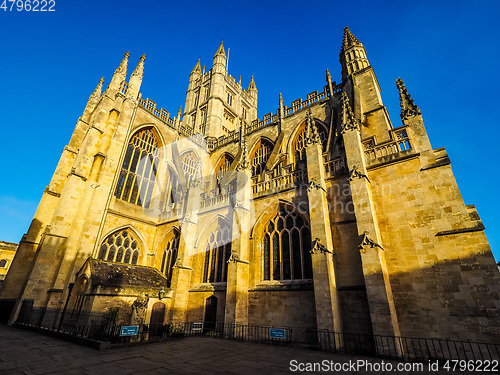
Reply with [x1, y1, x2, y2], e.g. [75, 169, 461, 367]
[0, 324, 467, 374]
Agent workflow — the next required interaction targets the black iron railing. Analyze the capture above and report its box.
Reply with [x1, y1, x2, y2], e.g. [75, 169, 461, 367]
[14, 305, 500, 362]
[306, 330, 500, 362]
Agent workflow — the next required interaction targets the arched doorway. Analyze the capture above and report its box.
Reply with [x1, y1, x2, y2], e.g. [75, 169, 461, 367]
[150, 302, 166, 337]
[203, 296, 217, 333]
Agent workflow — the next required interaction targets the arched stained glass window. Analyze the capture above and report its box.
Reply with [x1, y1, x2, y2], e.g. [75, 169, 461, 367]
[262, 206, 313, 281]
[115, 128, 159, 208]
[97, 229, 140, 265]
[203, 219, 232, 283]
[161, 231, 180, 288]
[250, 138, 274, 176]
[292, 120, 328, 164]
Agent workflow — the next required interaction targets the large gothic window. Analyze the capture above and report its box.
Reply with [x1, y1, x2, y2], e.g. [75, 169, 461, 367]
[262, 207, 313, 281]
[160, 231, 180, 288]
[97, 229, 140, 265]
[292, 121, 328, 164]
[203, 220, 232, 283]
[115, 128, 159, 208]
[214, 153, 234, 190]
[180, 151, 199, 181]
[250, 138, 274, 176]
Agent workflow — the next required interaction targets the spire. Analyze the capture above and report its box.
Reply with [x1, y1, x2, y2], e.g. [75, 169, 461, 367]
[304, 108, 321, 146]
[214, 41, 226, 57]
[83, 77, 104, 120]
[342, 27, 362, 51]
[126, 54, 146, 100]
[279, 93, 284, 118]
[130, 54, 146, 79]
[89, 77, 104, 101]
[396, 78, 421, 120]
[191, 59, 202, 74]
[340, 91, 360, 133]
[247, 75, 257, 91]
[105, 51, 129, 95]
[339, 27, 369, 79]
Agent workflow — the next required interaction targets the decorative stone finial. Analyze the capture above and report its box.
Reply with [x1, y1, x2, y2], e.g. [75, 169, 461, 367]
[247, 75, 257, 91]
[192, 59, 202, 74]
[215, 41, 226, 57]
[341, 91, 360, 133]
[131, 54, 146, 79]
[236, 131, 250, 171]
[304, 108, 321, 146]
[342, 27, 361, 51]
[396, 78, 421, 120]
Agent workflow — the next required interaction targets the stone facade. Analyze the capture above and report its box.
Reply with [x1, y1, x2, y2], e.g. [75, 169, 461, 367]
[0, 241, 18, 286]
[1, 28, 499, 344]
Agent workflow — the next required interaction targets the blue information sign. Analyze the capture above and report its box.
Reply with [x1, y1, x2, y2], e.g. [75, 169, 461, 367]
[120, 325, 139, 336]
[270, 328, 286, 339]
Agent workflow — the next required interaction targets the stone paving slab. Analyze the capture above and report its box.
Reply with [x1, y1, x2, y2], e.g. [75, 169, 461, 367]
[0, 324, 474, 374]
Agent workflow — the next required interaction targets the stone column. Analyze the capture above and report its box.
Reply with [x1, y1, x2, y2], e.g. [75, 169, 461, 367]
[304, 119, 342, 333]
[224, 166, 252, 326]
[170, 165, 202, 323]
[340, 92, 400, 339]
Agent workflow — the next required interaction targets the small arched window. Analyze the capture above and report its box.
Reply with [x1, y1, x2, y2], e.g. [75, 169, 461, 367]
[250, 138, 274, 177]
[98, 229, 140, 265]
[160, 231, 180, 288]
[262, 206, 313, 281]
[115, 128, 159, 208]
[203, 219, 232, 283]
[292, 121, 327, 164]
[0, 259, 7, 268]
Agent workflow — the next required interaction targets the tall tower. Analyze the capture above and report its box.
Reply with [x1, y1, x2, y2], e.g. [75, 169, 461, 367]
[182, 42, 258, 139]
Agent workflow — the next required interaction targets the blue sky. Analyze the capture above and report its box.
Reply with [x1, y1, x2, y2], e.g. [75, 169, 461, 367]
[0, 1, 499, 259]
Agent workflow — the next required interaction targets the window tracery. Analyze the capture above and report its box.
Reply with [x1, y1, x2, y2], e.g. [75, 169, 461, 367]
[160, 231, 180, 288]
[292, 121, 327, 164]
[250, 138, 274, 176]
[203, 219, 232, 283]
[97, 229, 140, 265]
[262, 207, 313, 281]
[115, 128, 159, 208]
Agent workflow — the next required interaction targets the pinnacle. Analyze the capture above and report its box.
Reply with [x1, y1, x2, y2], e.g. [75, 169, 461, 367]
[192, 59, 202, 74]
[248, 75, 257, 91]
[396, 78, 421, 120]
[342, 26, 361, 50]
[215, 41, 226, 57]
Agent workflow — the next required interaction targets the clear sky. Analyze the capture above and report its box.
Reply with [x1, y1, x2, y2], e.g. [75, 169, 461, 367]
[0, 1, 499, 259]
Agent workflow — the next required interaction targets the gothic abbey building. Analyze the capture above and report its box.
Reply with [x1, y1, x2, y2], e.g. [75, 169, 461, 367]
[1, 28, 499, 344]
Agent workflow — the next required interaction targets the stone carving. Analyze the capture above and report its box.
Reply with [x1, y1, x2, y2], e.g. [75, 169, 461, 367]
[348, 165, 370, 183]
[340, 91, 360, 134]
[358, 231, 383, 253]
[173, 258, 192, 270]
[304, 108, 321, 146]
[304, 179, 327, 193]
[227, 250, 249, 264]
[396, 78, 421, 120]
[131, 295, 149, 325]
[310, 238, 333, 255]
